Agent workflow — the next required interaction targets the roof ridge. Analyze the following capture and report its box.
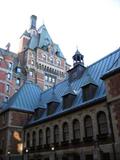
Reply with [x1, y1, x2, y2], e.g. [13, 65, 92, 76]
[87, 47, 120, 68]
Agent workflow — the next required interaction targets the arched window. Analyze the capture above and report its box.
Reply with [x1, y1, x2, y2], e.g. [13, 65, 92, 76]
[26, 133, 30, 147]
[32, 131, 36, 146]
[54, 125, 59, 143]
[46, 127, 50, 145]
[97, 111, 108, 135]
[63, 122, 69, 142]
[73, 119, 80, 140]
[39, 129, 43, 145]
[84, 116, 93, 138]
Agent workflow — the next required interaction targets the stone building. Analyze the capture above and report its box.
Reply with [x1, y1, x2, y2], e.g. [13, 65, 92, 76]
[0, 15, 70, 103]
[0, 47, 120, 160]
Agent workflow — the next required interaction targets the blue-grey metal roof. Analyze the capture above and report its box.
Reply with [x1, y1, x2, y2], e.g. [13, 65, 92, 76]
[1, 81, 42, 112]
[28, 34, 39, 50]
[81, 71, 98, 87]
[38, 24, 52, 48]
[26, 24, 65, 58]
[46, 86, 60, 104]
[101, 56, 120, 79]
[62, 81, 76, 96]
[28, 47, 120, 124]
[2, 48, 120, 124]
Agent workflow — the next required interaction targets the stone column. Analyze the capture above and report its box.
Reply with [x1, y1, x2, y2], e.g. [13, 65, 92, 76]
[69, 119, 73, 143]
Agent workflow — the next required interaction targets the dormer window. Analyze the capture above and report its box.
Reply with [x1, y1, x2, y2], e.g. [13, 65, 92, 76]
[16, 67, 21, 73]
[63, 94, 76, 109]
[62, 82, 76, 109]
[47, 88, 59, 115]
[34, 107, 45, 120]
[82, 84, 97, 101]
[47, 102, 58, 115]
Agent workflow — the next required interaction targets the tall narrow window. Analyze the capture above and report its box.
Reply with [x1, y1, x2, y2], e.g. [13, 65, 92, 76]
[26, 133, 30, 148]
[32, 131, 36, 146]
[46, 128, 50, 145]
[8, 62, 12, 70]
[73, 119, 80, 140]
[54, 125, 59, 144]
[97, 111, 108, 135]
[6, 84, 10, 93]
[39, 129, 43, 145]
[84, 116, 93, 138]
[7, 73, 11, 80]
[63, 122, 69, 142]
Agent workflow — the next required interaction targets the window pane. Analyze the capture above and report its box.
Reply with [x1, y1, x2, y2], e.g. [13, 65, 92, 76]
[84, 116, 93, 137]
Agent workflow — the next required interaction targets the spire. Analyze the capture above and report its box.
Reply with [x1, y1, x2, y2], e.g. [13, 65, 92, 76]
[72, 49, 84, 67]
[30, 15, 37, 29]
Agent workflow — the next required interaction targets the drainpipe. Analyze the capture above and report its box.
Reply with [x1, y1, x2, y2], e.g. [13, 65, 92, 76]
[107, 104, 116, 160]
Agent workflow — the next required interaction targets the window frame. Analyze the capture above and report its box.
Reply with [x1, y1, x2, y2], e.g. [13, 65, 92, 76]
[97, 111, 108, 135]
[84, 115, 93, 138]
[46, 127, 51, 145]
[63, 122, 69, 142]
[73, 119, 80, 140]
[54, 125, 59, 144]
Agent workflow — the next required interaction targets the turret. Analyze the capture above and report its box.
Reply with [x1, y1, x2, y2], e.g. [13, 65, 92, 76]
[67, 49, 86, 82]
[72, 49, 84, 67]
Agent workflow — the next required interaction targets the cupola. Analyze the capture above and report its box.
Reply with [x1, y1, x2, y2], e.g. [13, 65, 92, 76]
[72, 49, 84, 67]
[67, 49, 86, 82]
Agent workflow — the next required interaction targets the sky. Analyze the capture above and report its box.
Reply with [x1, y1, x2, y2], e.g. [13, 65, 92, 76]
[0, 0, 120, 66]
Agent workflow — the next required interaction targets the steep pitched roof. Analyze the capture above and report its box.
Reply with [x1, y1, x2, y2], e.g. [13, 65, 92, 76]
[81, 71, 97, 87]
[101, 56, 120, 79]
[62, 81, 76, 96]
[26, 47, 120, 125]
[38, 24, 53, 48]
[2, 47, 120, 124]
[26, 24, 65, 58]
[1, 81, 42, 112]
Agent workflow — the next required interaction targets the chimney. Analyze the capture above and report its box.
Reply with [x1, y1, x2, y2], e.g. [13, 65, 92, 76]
[30, 15, 37, 29]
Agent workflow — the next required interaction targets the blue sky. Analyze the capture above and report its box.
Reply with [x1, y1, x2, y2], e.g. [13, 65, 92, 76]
[0, 0, 120, 66]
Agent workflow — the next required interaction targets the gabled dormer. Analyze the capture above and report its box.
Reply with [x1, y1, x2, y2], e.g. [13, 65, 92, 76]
[81, 72, 98, 101]
[47, 86, 60, 115]
[34, 107, 45, 120]
[62, 81, 76, 109]
[34, 95, 45, 120]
